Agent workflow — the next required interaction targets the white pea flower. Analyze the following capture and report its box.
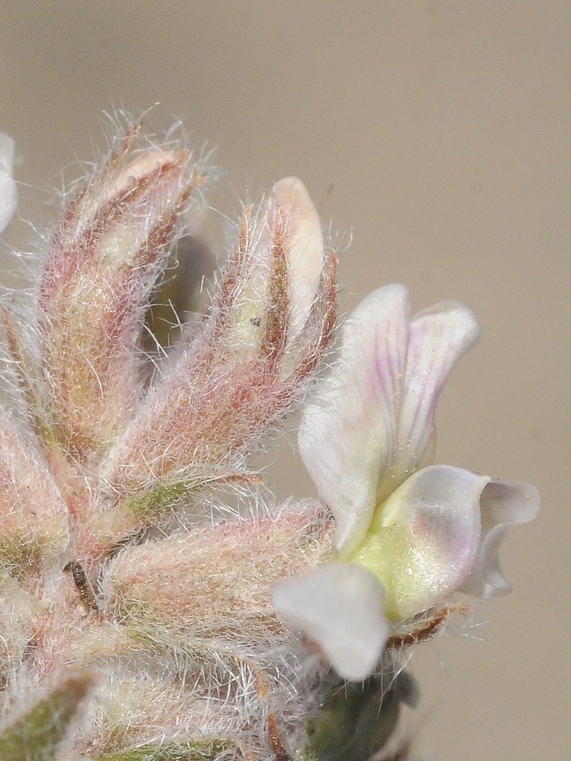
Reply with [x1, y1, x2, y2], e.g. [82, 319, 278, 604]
[274, 284, 539, 680]
[0, 132, 17, 233]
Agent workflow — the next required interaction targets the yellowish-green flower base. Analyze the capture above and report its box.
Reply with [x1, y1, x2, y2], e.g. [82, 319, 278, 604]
[348, 497, 442, 622]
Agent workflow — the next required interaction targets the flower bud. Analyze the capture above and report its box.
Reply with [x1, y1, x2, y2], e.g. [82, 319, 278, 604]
[230, 177, 325, 357]
[104, 504, 333, 650]
[99, 178, 336, 522]
[37, 130, 210, 461]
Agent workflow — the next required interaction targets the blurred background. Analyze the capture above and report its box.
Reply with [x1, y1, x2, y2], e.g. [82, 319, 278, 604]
[1, 2, 569, 758]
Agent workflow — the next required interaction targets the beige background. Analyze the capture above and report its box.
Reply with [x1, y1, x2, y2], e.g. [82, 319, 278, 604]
[1, 2, 569, 759]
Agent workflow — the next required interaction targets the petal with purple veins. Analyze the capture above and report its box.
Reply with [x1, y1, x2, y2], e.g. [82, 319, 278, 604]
[299, 285, 410, 556]
[378, 301, 480, 504]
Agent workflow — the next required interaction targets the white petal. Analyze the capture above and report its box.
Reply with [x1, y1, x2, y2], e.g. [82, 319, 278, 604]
[0, 132, 15, 174]
[235, 178, 323, 351]
[0, 132, 16, 234]
[378, 301, 480, 504]
[272, 562, 389, 681]
[299, 285, 410, 556]
[460, 480, 540, 597]
[271, 177, 324, 339]
[355, 465, 488, 620]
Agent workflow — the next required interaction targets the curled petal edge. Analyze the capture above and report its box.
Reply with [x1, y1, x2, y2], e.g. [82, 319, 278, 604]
[353, 465, 488, 620]
[272, 562, 389, 681]
[459, 479, 540, 597]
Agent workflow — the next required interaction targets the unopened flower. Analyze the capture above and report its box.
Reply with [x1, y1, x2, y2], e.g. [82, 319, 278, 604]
[0, 132, 17, 233]
[35, 132, 210, 462]
[231, 176, 326, 354]
[98, 176, 336, 541]
[0, 120, 339, 759]
[274, 284, 539, 680]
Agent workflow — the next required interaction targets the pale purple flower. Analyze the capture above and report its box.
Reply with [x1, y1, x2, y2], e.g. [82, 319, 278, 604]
[274, 284, 539, 680]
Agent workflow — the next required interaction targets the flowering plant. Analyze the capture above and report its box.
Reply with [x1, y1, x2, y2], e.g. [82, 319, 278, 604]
[0, 120, 538, 761]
